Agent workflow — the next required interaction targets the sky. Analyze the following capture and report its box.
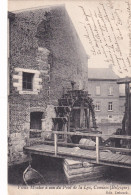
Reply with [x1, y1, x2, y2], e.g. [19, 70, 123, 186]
[8, 0, 131, 77]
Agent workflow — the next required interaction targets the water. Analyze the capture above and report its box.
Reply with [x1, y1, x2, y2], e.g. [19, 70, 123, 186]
[8, 123, 131, 185]
[8, 155, 131, 185]
[8, 156, 67, 185]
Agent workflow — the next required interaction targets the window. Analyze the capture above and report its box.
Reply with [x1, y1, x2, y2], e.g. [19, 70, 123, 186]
[96, 86, 100, 95]
[108, 86, 113, 95]
[95, 102, 100, 111]
[23, 72, 34, 90]
[13, 68, 42, 94]
[119, 84, 125, 96]
[108, 102, 113, 111]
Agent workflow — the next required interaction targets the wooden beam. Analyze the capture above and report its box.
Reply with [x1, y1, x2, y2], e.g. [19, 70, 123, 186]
[27, 138, 131, 153]
[72, 107, 88, 109]
[54, 106, 70, 108]
[64, 123, 68, 143]
[80, 106, 84, 128]
[54, 133, 58, 156]
[23, 146, 131, 169]
[30, 129, 131, 139]
[52, 131, 131, 140]
[96, 136, 100, 163]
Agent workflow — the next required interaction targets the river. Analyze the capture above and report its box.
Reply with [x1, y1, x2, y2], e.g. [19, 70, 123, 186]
[8, 123, 131, 185]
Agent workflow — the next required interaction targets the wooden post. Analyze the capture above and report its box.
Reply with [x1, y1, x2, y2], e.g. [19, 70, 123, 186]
[54, 133, 58, 156]
[96, 136, 100, 163]
[64, 123, 68, 143]
[80, 105, 84, 128]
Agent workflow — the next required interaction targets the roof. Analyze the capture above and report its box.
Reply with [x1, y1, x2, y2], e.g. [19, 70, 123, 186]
[10, 4, 65, 14]
[88, 67, 120, 80]
[117, 77, 131, 84]
[8, 12, 15, 19]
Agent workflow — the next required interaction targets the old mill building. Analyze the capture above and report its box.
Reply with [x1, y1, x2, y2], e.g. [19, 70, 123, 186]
[8, 5, 89, 165]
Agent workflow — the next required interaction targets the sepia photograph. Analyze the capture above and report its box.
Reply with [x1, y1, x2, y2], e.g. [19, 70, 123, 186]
[7, 0, 131, 194]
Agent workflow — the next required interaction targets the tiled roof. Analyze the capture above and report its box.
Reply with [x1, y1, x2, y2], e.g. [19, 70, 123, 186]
[88, 67, 120, 80]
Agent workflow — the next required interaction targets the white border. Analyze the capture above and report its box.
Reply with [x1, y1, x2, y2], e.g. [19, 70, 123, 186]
[0, 0, 7, 195]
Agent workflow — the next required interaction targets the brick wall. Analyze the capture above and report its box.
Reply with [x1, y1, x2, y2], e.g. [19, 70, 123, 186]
[8, 5, 88, 165]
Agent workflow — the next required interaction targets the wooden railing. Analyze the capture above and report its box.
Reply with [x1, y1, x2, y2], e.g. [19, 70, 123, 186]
[29, 130, 131, 164]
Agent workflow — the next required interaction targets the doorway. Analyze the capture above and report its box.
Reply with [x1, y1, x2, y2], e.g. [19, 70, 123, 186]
[30, 112, 43, 130]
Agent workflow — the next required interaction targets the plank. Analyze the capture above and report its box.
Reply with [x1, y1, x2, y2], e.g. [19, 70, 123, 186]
[119, 155, 131, 163]
[83, 161, 95, 167]
[123, 158, 131, 164]
[64, 167, 102, 180]
[63, 164, 94, 176]
[96, 136, 100, 163]
[119, 155, 131, 164]
[99, 161, 131, 169]
[48, 130, 131, 139]
[64, 159, 83, 169]
[58, 148, 96, 160]
[100, 151, 128, 162]
[105, 153, 122, 162]
[114, 154, 129, 163]
[100, 151, 117, 161]
[101, 153, 124, 163]
[67, 175, 102, 184]
[24, 144, 131, 168]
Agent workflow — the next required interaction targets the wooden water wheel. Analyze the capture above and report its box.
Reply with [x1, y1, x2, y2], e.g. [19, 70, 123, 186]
[52, 89, 99, 143]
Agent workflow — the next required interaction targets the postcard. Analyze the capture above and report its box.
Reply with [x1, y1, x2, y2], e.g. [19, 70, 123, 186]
[7, 0, 131, 194]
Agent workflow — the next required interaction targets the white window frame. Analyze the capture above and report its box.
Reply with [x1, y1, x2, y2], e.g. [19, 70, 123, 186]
[95, 102, 100, 111]
[13, 68, 42, 94]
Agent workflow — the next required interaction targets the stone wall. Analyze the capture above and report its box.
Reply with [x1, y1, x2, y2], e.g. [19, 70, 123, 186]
[8, 5, 88, 165]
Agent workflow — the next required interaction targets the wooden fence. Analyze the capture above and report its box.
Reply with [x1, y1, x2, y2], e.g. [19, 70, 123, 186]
[28, 130, 131, 164]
